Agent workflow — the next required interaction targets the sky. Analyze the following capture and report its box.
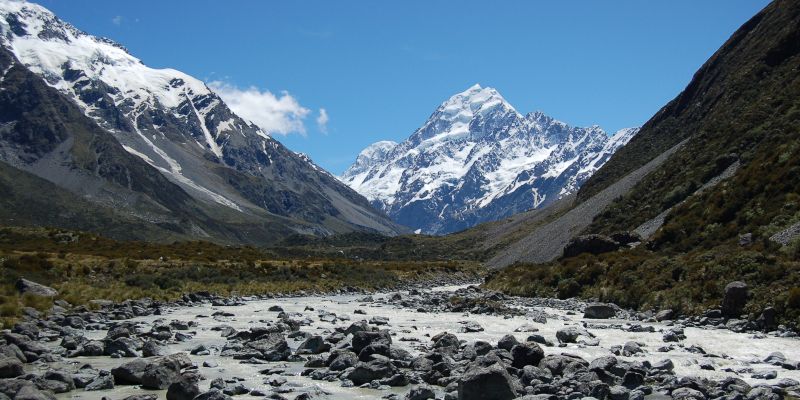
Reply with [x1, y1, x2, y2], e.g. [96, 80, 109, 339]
[38, 0, 771, 175]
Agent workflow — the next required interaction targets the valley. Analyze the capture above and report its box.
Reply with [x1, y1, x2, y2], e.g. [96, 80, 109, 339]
[1, 0, 800, 399]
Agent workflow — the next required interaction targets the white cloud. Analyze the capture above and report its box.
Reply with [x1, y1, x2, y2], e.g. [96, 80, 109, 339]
[208, 81, 311, 136]
[111, 15, 123, 26]
[316, 108, 329, 134]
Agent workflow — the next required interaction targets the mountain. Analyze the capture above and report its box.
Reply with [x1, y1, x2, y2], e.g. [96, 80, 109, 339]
[0, 0, 403, 243]
[341, 84, 638, 235]
[484, 0, 800, 325]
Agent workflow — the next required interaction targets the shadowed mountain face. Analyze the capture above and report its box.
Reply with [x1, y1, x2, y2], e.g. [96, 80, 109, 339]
[0, 0, 404, 243]
[341, 84, 638, 235]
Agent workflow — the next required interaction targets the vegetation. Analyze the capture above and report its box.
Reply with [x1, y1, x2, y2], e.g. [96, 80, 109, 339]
[486, 242, 800, 329]
[0, 226, 483, 328]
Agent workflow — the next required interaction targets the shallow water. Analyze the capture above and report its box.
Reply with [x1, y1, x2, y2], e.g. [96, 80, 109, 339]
[47, 285, 800, 399]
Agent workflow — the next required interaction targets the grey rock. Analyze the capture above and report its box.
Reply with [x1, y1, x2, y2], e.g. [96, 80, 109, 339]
[721, 281, 748, 318]
[15, 278, 58, 297]
[583, 303, 617, 319]
[457, 364, 520, 400]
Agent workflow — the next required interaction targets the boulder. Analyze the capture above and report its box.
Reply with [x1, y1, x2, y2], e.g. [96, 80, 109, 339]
[457, 364, 520, 400]
[0, 357, 23, 378]
[141, 363, 181, 390]
[111, 359, 149, 385]
[405, 385, 435, 400]
[721, 281, 748, 318]
[654, 309, 674, 321]
[563, 235, 620, 258]
[511, 343, 545, 368]
[583, 303, 617, 319]
[352, 330, 392, 353]
[432, 332, 460, 349]
[296, 335, 330, 355]
[166, 374, 201, 400]
[327, 351, 359, 371]
[497, 334, 519, 351]
[194, 390, 232, 400]
[347, 358, 398, 385]
[84, 374, 114, 391]
[245, 333, 290, 361]
[15, 279, 58, 297]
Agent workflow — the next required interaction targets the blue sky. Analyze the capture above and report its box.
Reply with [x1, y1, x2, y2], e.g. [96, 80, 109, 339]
[39, 0, 770, 174]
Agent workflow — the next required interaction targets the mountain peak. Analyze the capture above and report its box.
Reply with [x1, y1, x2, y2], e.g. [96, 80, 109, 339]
[342, 86, 640, 234]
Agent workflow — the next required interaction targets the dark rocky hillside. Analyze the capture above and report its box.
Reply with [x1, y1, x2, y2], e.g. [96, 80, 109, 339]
[486, 0, 800, 328]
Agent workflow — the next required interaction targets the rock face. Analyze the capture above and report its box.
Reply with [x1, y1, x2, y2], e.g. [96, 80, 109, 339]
[341, 84, 639, 235]
[563, 235, 621, 258]
[15, 279, 58, 297]
[721, 281, 748, 318]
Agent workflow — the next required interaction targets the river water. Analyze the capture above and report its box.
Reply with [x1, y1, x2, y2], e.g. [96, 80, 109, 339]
[48, 285, 800, 399]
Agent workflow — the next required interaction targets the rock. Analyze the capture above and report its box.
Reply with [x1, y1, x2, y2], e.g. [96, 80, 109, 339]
[654, 309, 674, 321]
[15, 278, 58, 297]
[510, 343, 544, 368]
[460, 321, 484, 333]
[328, 351, 359, 371]
[589, 356, 618, 372]
[757, 307, 777, 331]
[563, 234, 620, 258]
[85, 374, 114, 391]
[457, 364, 520, 400]
[652, 359, 674, 371]
[0, 357, 23, 378]
[584, 303, 617, 319]
[670, 387, 705, 400]
[358, 343, 391, 361]
[142, 340, 164, 357]
[721, 281, 748, 318]
[112, 358, 149, 384]
[245, 333, 291, 361]
[348, 358, 398, 385]
[44, 370, 76, 392]
[141, 363, 181, 390]
[751, 370, 777, 380]
[497, 334, 519, 351]
[81, 341, 105, 356]
[622, 341, 643, 356]
[352, 330, 392, 353]
[296, 335, 331, 355]
[14, 386, 57, 400]
[433, 332, 460, 349]
[166, 375, 201, 400]
[194, 389, 232, 400]
[555, 326, 593, 344]
[105, 337, 140, 357]
[268, 305, 283, 312]
[405, 385, 435, 400]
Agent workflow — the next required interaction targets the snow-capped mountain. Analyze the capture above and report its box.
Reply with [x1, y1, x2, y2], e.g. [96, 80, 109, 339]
[0, 0, 403, 241]
[341, 84, 639, 235]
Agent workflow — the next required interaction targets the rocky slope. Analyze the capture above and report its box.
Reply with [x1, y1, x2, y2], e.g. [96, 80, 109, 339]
[0, 0, 403, 243]
[341, 84, 638, 235]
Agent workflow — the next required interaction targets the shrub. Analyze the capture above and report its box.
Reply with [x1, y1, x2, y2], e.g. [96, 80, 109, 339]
[787, 288, 800, 309]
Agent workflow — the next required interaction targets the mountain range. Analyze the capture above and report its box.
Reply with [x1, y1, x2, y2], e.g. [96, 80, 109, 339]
[341, 84, 638, 235]
[0, 0, 404, 243]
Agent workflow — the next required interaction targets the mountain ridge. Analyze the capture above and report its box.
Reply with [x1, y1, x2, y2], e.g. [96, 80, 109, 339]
[341, 84, 638, 235]
[0, 0, 404, 242]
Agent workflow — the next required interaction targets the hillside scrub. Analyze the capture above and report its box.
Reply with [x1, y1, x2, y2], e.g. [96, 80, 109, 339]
[485, 243, 800, 329]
